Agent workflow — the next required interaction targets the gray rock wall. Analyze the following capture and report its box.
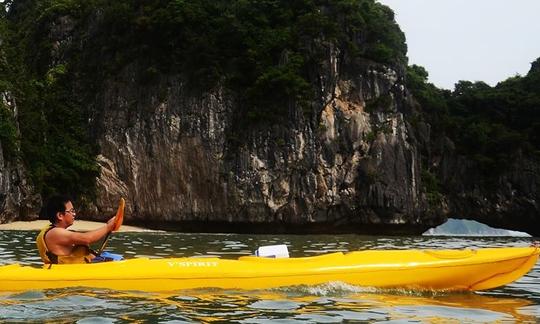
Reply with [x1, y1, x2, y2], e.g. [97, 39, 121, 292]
[1, 8, 538, 236]
[89, 50, 439, 234]
[439, 151, 540, 236]
[0, 94, 40, 222]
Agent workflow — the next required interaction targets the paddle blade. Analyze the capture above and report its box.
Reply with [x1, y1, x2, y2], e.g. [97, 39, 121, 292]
[113, 198, 125, 232]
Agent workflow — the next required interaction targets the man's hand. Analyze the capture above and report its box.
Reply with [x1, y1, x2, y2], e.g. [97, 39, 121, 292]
[106, 216, 117, 232]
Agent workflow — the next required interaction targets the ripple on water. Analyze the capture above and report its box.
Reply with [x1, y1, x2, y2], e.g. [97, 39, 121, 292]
[6, 291, 47, 300]
[391, 305, 513, 322]
[76, 317, 116, 324]
[248, 300, 303, 310]
[0, 231, 538, 322]
[0, 292, 128, 321]
[276, 281, 376, 296]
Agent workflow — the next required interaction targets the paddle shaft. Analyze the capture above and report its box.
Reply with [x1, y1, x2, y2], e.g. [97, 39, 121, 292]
[97, 231, 112, 255]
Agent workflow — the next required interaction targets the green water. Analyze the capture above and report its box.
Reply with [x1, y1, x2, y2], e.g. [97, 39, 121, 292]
[1, 231, 539, 323]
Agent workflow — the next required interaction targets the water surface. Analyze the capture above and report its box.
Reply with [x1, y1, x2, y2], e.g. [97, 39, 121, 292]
[1, 231, 538, 322]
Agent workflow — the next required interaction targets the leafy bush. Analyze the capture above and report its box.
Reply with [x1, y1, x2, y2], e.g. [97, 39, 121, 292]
[2, 0, 409, 200]
[407, 58, 540, 179]
[0, 104, 18, 159]
[55, 0, 407, 123]
[421, 169, 442, 207]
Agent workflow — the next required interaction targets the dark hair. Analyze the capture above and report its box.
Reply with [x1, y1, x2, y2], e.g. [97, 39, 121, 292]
[45, 195, 72, 224]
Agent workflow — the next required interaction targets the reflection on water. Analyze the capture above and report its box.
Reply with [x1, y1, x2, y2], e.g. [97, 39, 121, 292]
[1, 286, 537, 323]
[0, 230, 539, 322]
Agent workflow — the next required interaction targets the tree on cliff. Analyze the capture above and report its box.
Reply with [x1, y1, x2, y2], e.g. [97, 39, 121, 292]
[2, 0, 407, 201]
[408, 57, 540, 180]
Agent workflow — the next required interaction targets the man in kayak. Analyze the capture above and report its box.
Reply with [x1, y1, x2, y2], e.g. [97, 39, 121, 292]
[36, 195, 116, 264]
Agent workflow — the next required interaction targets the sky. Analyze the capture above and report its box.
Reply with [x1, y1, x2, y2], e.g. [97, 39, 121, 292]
[377, 0, 540, 90]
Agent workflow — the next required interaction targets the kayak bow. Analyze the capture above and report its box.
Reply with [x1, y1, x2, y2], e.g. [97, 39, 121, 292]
[0, 247, 538, 292]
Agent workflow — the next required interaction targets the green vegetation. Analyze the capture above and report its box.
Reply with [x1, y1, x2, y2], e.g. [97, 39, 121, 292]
[421, 169, 442, 207]
[1, 0, 99, 198]
[72, 0, 406, 124]
[3, 0, 537, 205]
[407, 58, 540, 180]
[0, 10, 19, 160]
[365, 94, 393, 113]
[1, 0, 407, 200]
[0, 104, 18, 159]
[15, 63, 99, 198]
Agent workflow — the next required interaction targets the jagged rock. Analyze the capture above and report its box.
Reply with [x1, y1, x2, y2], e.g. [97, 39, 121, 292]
[2, 2, 538, 236]
[439, 152, 540, 237]
[86, 51, 438, 234]
[0, 95, 40, 222]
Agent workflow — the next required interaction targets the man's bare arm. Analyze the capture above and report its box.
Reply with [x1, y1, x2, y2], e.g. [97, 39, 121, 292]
[48, 217, 116, 246]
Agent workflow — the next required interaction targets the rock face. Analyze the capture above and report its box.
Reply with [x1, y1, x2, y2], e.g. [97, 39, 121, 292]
[86, 51, 440, 234]
[0, 94, 40, 223]
[1, 4, 538, 236]
[438, 152, 540, 236]
[0, 156, 37, 223]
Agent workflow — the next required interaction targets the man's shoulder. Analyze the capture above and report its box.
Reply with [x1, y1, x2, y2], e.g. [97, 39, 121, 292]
[45, 227, 76, 247]
[47, 227, 70, 236]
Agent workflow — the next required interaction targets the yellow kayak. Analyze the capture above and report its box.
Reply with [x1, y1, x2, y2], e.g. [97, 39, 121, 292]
[0, 247, 537, 292]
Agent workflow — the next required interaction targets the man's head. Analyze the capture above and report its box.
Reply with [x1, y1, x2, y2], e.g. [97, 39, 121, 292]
[45, 195, 76, 226]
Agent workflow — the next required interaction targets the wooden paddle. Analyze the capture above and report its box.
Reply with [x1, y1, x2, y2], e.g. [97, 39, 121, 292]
[97, 197, 125, 255]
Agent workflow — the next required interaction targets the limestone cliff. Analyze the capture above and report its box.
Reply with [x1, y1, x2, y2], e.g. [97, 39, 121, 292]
[87, 56, 438, 234]
[1, 0, 538, 236]
[0, 94, 39, 222]
[437, 150, 540, 236]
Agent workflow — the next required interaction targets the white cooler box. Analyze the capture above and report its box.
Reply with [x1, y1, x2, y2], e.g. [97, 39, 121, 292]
[254, 244, 289, 258]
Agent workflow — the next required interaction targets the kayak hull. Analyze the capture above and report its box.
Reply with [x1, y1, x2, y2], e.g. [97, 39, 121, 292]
[1, 247, 538, 292]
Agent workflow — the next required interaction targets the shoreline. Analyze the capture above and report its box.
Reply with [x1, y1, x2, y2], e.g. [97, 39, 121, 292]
[0, 220, 156, 232]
